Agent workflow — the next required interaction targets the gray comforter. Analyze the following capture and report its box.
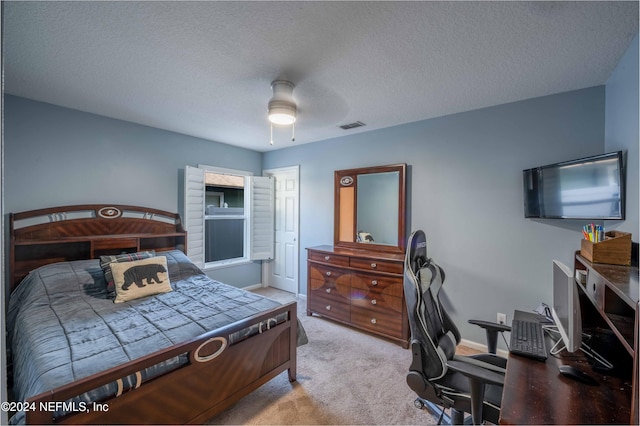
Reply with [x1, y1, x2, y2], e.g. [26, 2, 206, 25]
[7, 250, 285, 423]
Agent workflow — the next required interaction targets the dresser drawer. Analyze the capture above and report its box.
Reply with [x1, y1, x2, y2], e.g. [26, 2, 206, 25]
[349, 257, 403, 274]
[309, 278, 350, 303]
[351, 293, 404, 314]
[351, 305, 403, 338]
[308, 295, 351, 323]
[309, 264, 350, 285]
[308, 251, 350, 267]
[351, 272, 403, 297]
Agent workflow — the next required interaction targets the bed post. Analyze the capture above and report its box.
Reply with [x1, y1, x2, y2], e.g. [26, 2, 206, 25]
[289, 302, 298, 382]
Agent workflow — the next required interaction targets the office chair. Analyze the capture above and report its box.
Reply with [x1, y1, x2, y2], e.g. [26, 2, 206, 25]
[404, 230, 510, 425]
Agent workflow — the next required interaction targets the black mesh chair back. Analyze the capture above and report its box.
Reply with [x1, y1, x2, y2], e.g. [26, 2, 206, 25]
[404, 230, 505, 425]
[404, 230, 459, 380]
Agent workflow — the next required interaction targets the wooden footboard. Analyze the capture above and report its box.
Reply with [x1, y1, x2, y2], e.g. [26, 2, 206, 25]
[24, 301, 298, 425]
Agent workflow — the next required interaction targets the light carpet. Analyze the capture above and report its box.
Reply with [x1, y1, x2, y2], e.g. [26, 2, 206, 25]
[206, 288, 440, 425]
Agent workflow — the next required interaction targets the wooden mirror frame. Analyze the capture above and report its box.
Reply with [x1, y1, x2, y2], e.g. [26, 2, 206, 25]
[333, 163, 406, 254]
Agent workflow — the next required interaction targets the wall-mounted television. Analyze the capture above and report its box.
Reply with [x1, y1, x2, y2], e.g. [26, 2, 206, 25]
[523, 151, 625, 220]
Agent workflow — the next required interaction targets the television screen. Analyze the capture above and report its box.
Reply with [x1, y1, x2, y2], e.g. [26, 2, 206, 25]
[523, 151, 624, 219]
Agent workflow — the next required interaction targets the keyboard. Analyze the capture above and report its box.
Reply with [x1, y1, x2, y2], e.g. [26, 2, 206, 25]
[510, 319, 547, 361]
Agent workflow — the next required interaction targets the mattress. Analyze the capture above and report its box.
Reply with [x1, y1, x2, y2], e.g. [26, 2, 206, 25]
[6, 250, 291, 424]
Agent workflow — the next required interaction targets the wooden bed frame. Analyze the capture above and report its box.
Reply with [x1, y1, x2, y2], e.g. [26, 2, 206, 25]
[9, 204, 297, 425]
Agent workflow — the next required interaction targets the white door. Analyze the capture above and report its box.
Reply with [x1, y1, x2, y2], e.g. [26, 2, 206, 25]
[263, 166, 299, 294]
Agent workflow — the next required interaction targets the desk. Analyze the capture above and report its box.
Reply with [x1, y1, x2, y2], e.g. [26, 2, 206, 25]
[500, 311, 632, 424]
[500, 252, 639, 425]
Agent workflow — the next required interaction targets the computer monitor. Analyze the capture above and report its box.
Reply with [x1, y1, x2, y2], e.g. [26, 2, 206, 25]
[551, 260, 582, 353]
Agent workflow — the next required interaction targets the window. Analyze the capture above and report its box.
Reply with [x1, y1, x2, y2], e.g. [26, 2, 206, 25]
[184, 165, 274, 269]
[205, 171, 246, 263]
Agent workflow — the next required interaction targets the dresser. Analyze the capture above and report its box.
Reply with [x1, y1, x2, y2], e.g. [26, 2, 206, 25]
[307, 245, 409, 348]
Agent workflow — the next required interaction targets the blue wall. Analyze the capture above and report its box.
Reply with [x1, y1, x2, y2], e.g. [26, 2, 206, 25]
[264, 86, 608, 347]
[605, 34, 639, 238]
[4, 96, 263, 287]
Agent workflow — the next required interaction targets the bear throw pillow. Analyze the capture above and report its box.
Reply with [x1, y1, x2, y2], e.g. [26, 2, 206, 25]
[100, 250, 156, 293]
[111, 256, 172, 303]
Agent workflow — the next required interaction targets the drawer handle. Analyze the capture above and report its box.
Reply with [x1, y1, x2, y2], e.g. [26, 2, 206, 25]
[371, 318, 377, 324]
[326, 305, 331, 311]
[371, 280, 378, 286]
[371, 263, 377, 268]
[324, 256, 331, 261]
[371, 299, 377, 305]
[326, 288, 331, 294]
[326, 271, 332, 277]
[593, 283, 596, 292]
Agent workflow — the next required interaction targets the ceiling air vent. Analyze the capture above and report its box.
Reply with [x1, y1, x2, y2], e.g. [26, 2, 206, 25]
[339, 121, 366, 130]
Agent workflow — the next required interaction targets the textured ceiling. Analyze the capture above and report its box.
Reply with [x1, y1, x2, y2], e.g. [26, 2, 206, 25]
[4, 1, 638, 152]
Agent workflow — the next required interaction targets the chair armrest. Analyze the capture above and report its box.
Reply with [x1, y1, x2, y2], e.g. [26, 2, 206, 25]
[469, 319, 511, 354]
[469, 320, 511, 354]
[447, 359, 504, 386]
[447, 358, 504, 425]
[469, 353, 507, 370]
[468, 319, 511, 333]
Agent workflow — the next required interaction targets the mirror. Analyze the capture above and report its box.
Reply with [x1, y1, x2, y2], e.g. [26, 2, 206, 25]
[334, 164, 406, 253]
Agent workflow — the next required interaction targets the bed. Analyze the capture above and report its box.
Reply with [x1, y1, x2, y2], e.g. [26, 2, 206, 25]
[7, 204, 300, 425]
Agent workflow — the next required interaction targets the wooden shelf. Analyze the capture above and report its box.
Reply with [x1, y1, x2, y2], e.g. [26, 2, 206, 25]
[607, 312, 635, 353]
[574, 251, 639, 424]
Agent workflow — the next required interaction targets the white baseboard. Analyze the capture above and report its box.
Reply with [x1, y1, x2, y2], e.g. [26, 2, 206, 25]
[252, 284, 307, 299]
[243, 283, 264, 292]
[460, 338, 509, 358]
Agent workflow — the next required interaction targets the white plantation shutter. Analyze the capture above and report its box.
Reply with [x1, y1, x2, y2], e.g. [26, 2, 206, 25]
[184, 165, 205, 268]
[249, 176, 275, 260]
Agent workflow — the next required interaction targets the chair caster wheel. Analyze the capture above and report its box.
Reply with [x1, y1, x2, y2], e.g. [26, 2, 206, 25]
[414, 398, 425, 410]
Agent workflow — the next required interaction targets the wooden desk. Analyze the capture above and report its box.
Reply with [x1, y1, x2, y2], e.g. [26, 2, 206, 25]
[500, 311, 632, 424]
[500, 253, 639, 425]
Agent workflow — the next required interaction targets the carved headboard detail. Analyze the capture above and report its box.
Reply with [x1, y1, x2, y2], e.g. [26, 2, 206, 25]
[10, 204, 187, 291]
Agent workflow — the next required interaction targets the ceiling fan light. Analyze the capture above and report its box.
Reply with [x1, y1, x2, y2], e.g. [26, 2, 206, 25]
[268, 80, 297, 125]
[267, 79, 297, 144]
[268, 102, 297, 125]
[269, 113, 297, 125]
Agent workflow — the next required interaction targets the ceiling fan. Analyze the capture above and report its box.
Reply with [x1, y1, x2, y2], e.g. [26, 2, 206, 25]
[268, 80, 297, 145]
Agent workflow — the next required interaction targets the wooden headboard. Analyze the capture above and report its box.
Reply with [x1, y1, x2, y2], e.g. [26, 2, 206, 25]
[10, 204, 187, 291]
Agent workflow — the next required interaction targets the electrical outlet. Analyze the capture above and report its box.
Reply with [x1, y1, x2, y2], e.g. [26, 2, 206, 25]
[497, 312, 507, 325]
